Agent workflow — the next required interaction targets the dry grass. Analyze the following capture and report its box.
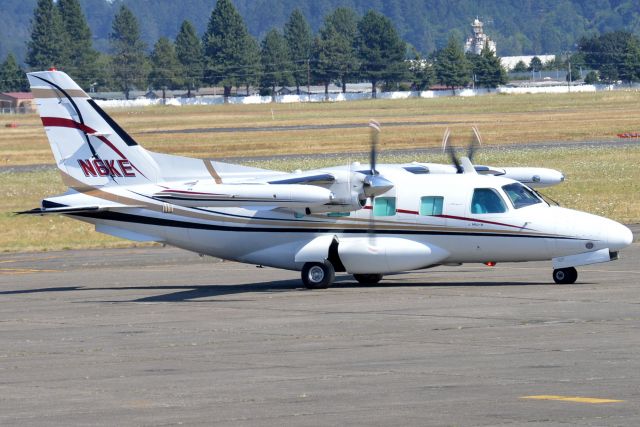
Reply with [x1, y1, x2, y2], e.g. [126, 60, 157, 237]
[2, 91, 639, 252]
[2, 91, 640, 165]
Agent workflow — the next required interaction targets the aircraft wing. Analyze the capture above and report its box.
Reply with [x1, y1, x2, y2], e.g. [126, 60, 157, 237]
[267, 173, 336, 186]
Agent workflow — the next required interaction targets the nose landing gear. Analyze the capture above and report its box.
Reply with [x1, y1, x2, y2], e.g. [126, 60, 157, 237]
[553, 267, 578, 284]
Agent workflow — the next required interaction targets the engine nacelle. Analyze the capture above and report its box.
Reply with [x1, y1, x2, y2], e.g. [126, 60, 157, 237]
[338, 237, 450, 273]
[307, 190, 365, 214]
[500, 167, 565, 188]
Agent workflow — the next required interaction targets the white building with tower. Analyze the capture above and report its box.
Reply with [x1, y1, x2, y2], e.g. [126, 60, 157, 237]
[464, 18, 496, 55]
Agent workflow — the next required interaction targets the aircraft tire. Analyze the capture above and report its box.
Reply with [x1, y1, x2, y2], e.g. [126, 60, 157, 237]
[553, 267, 578, 284]
[353, 274, 383, 284]
[301, 261, 335, 289]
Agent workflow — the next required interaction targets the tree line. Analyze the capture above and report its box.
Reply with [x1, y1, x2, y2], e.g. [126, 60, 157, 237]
[0, 0, 509, 99]
[1, 0, 638, 97]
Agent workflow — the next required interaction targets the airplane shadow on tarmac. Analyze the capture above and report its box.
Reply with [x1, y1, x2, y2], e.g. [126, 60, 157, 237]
[0, 276, 554, 303]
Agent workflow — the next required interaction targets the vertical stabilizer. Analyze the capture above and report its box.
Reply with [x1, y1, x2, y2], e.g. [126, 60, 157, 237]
[28, 70, 159, 188]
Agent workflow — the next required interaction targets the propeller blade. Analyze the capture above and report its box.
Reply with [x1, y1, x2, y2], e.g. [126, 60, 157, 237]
[368, 197, 376, 247]
[369, 120, 381, 175]
[446, 143, 463, 174]
[468, 126, 482, 162]
[441, 127, 451, 154]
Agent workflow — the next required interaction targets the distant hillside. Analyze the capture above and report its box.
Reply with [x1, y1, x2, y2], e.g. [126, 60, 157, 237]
[2, 0, 639, 64]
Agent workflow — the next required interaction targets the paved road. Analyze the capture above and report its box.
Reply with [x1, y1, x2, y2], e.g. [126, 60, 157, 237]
[1, 235, 639, 426]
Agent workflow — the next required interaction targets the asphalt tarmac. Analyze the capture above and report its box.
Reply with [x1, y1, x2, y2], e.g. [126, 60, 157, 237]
[1, 232, 639, 426]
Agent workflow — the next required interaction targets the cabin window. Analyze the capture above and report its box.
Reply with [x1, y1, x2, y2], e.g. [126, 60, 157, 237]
[471, 188, 507, 214]
[420, 196, 444, 216]
[373, 197, 396, 216]
[502, 183, 542, 209]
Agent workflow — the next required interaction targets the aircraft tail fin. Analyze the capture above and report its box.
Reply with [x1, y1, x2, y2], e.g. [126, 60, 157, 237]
[28, 70, 159, 188]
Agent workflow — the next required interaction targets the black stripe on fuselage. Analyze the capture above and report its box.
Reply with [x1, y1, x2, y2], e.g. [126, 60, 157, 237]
[72, 210, 585, 240]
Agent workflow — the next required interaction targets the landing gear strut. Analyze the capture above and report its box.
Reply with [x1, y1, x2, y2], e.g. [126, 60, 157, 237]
[353, 274, 383, 284]
[301, 261, 335, 289]
[553, 267, 578, 284]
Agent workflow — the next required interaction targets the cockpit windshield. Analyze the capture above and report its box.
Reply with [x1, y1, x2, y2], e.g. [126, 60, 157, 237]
[502, 183, 543, 209]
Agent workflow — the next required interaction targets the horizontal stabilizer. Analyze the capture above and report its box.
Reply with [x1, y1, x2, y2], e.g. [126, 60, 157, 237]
[16, 205, 140, 215]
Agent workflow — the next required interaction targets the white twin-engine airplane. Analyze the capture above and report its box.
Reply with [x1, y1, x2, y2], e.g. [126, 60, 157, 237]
[21, 70, 633, 288]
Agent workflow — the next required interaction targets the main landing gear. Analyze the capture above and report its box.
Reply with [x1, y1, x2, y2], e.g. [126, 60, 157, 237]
[300, 261, 386, 289]
[353, 274, 383, 284]
[301, 261, 335, 289]
[553, 267, 578, 284]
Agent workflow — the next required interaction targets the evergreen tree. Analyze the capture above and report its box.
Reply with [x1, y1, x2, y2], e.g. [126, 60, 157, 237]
[202, 0, 255, 101]
[0, 53, 29, 92]
[175, 20, 204, 97]
[109, 5, 148, 99]
[238, 35, 261, 96]
[149, 37, 182, 102]
[26, 0, 68, 70]
[57, 0, 99, 87]
[528, 56, 543, 72]
[260, 29, 293, 102]
[318, 7, 359, 93]
[435, 35, 470, 92]
[355, 10, 407, 98]
[472, 46, 507, 89]
[512, 60, 528, 72]
[311, 35, 332, 99]
[409, 52, 435, 91]
[284, 9, 312, 95]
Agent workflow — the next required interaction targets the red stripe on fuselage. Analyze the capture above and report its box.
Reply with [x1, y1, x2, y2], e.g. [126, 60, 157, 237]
[365, 204, 524, 229]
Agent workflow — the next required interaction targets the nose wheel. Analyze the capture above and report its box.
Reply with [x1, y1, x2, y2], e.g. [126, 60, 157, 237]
[301, 261, 335, 289]
[553, 267, 578, 284]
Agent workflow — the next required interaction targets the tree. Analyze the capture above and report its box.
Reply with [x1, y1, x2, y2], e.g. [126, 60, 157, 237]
[202, 0, 256, 101]
[408, 50, 435, 90]
[355, 10, 407, 98]
[26, 0, 68, 70]
[284, 9, 312, 95]
[435, 35, 470, 92]
[109, 5, 148, 99]
[260, 29, 292, 102]
[512, 60, 528, 72]
[57, 0, 100, 88]
[149, 37, 182, 103]
[238, 36, 261, 96]
[528, 56, 543, 72]
[579, 31, 640, 83]
[316, 7, 359, 94]
[0, 53, 29, 92]
[584, 70, 599, 84]
[175, 20, 204, 97]
[471, 45, 507, 89]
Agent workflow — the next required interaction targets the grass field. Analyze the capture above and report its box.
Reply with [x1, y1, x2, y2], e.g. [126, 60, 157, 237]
[2, 90, 640, 165]
[1, 91, 639, 252]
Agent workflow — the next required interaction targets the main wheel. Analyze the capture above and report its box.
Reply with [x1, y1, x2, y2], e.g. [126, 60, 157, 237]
[553, 267, 578, 284]
[301, 261, 335, 289]
[353, 273, 383, 284]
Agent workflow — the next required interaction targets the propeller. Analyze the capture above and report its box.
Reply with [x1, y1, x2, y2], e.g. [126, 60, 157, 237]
[442, 126, 483, 174]
[364, 120, 394, 247]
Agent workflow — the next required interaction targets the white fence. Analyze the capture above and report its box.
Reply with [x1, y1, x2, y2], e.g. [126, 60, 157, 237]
[67, 83, 638, 109]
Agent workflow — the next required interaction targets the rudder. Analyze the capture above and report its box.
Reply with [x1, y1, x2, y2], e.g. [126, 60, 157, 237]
[28, 70, 159, 188]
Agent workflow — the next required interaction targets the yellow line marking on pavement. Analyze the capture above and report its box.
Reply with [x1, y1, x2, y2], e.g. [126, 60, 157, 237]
[520, 395, 624, 404]
[0, 268, 59, 275]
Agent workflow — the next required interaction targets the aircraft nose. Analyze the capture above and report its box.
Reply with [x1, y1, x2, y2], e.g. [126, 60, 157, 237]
[606, 222, 633, 250]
